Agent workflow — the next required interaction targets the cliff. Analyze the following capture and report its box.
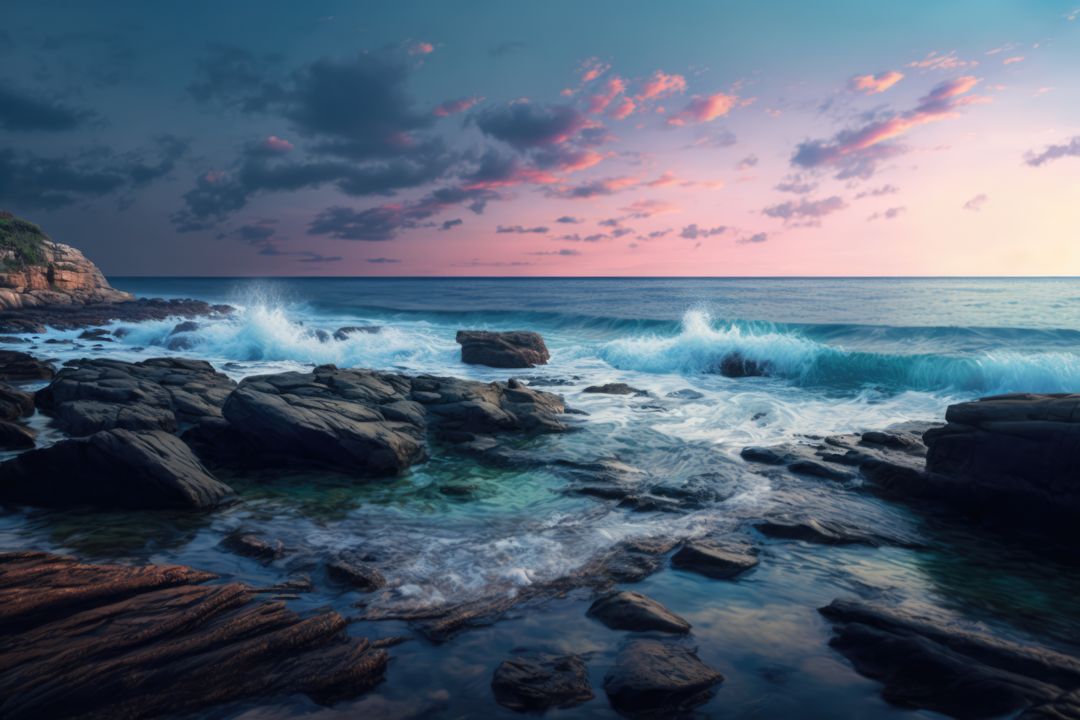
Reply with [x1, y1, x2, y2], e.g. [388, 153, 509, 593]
[0, 211, 133, 310]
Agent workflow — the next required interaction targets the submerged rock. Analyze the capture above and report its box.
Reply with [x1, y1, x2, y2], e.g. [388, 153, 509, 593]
[35, 357, 236, 435]
[820, 598, 1080, 719]
[326, 558, 386, 591]
[334, 325, 380, 340]
[672, 540, 759, 579]
[0, 428, 233, 510]
[0, 551, 388, 719]
[492, 653, 594, 711]
[603, 639, 723, 714]
[456, 330, 550, 368]
[583, 382, 648, 396]
[221, 532, 284, 561]
[588, 590, 691, 634]
[714, 352, 768, 378]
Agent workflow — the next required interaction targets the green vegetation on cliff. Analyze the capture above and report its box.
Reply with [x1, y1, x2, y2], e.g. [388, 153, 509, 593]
[0, 211, 49, 271]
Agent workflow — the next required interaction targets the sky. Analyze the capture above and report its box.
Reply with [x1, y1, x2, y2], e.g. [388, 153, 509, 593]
[2, 1, 1079, 276]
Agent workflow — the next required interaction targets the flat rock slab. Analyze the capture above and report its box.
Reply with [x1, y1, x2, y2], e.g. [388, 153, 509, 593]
[456, 330, 550, 368]
[672, 540, 759, 579]
[0, 551, 387, 720]
[0, 297, 233, 334]
[0, 428, 234, 509]
[820, 598, 1080, 719]
[36, 357, 236, 435]
[588, 590, 691, 634]
[603, 639, 723, 714]
[492, 653, 594, 711]
[583, 383, 649, 396]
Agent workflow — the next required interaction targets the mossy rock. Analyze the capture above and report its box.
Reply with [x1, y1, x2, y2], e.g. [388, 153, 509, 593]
[0, 211, 49, 270]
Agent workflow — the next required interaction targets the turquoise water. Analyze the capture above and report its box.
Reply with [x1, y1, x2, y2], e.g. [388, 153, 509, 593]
[3, 276, 1079, 718]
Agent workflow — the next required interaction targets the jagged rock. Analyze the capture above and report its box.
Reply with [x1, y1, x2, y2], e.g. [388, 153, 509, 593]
[820, 598, 1080, 719]
[0, 428, 233, 509]
[922, 394, 1080, 528]
[326, 558, 386, 591]
[740, 445, 790, 465]
[583, 383, 648, 396]
[787, 459, 855, 481]
[35, 357, 236, 435]
[672, 540, 759, 579]
[456, 330, 550, 368]
[588, 591, 691, 634]
[603, 639, 723, 714]
[0, 297, 233, 334]
[755, 517, 890, 547]
[0, 551, 388, 719]
[491, 653, 594, 711]
[0, 350, 53, 382]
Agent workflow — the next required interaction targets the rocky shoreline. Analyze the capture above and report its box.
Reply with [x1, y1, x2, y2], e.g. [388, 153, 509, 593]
[1, 306, 1079, 718]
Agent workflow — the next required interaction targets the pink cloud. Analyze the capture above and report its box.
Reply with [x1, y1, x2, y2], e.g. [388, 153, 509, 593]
[546, 175, 639, 199]
[409, 41, 435, 55]
[434, 96, 484, 117]
[587, 76, 626, 114]
[908, 50, 977, 71]
[667, 92, 739, 126]
[580, 58, 610, 84]
[621, 199, 679, 217]
[848, 71, 904, 94]
[609, 97, 636, 120]
[1002, 56, 1025, 65]
[260, 135, 294, 154]
[645, 171, 679, 187]
[636, 71, 687, 100]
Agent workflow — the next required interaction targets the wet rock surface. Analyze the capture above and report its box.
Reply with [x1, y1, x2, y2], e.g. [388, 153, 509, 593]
[672, 539, 759, 579]
[603, 638, 724, 715]
[588, 590, 691, 634]
[492, 653, 594, 711]
[456, 329, 550, 368]
[35, 357, 236, 435]
[583, 382, 649, 396]
[0, 551, 388, 720]
[0, 428, 234, 509]
[0, 350, 54, 382]
[0, 297, 233, 334]
[820, 598, 1080, 719]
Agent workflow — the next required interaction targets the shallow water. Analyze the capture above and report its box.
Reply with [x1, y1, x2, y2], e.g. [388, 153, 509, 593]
[4, 276, 1080, 718]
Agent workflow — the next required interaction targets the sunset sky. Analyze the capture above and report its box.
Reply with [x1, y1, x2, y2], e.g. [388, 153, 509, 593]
[2, 0, 1079, 276]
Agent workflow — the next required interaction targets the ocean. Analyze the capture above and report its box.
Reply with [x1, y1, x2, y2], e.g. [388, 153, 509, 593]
[5, 276, 1080, 718]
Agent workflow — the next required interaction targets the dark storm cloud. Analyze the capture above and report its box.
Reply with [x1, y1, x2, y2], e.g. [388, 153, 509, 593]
[0, 80, 93, 131]
[440, 218, 463, 230]
[0, 137, 190, 211]
[176, 47, 463, 230]
[1024, 137, 1080, 167]
[367, 257, 401, 263]
[556, 216, 582, 224]
[762, 195, 847, 226]
[473, 103, 587, 149]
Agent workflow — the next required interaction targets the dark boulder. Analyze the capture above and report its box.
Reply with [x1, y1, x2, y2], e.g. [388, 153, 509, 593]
[491, 653, 594, 711]
[820, 598, 1080, 719]
[672, 540, 759, 579]
[77, 328, 112, 342]
[35, 357, 236, 435]
[787, 459, 855, 481]
[456, 330, 550, 368]
[740, 445, 789, 465]
[588, 590, 690, 634]
[0, 384, 33, 420]
[603, 639, 723, 714]
[714, 352, 768, 378]
[0, 351, 53, 382]
[922, 394, 1080, 529]
[0, 429, 234, 510]
[0, 551, 388, 719]
[221, 532, 284, 561]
